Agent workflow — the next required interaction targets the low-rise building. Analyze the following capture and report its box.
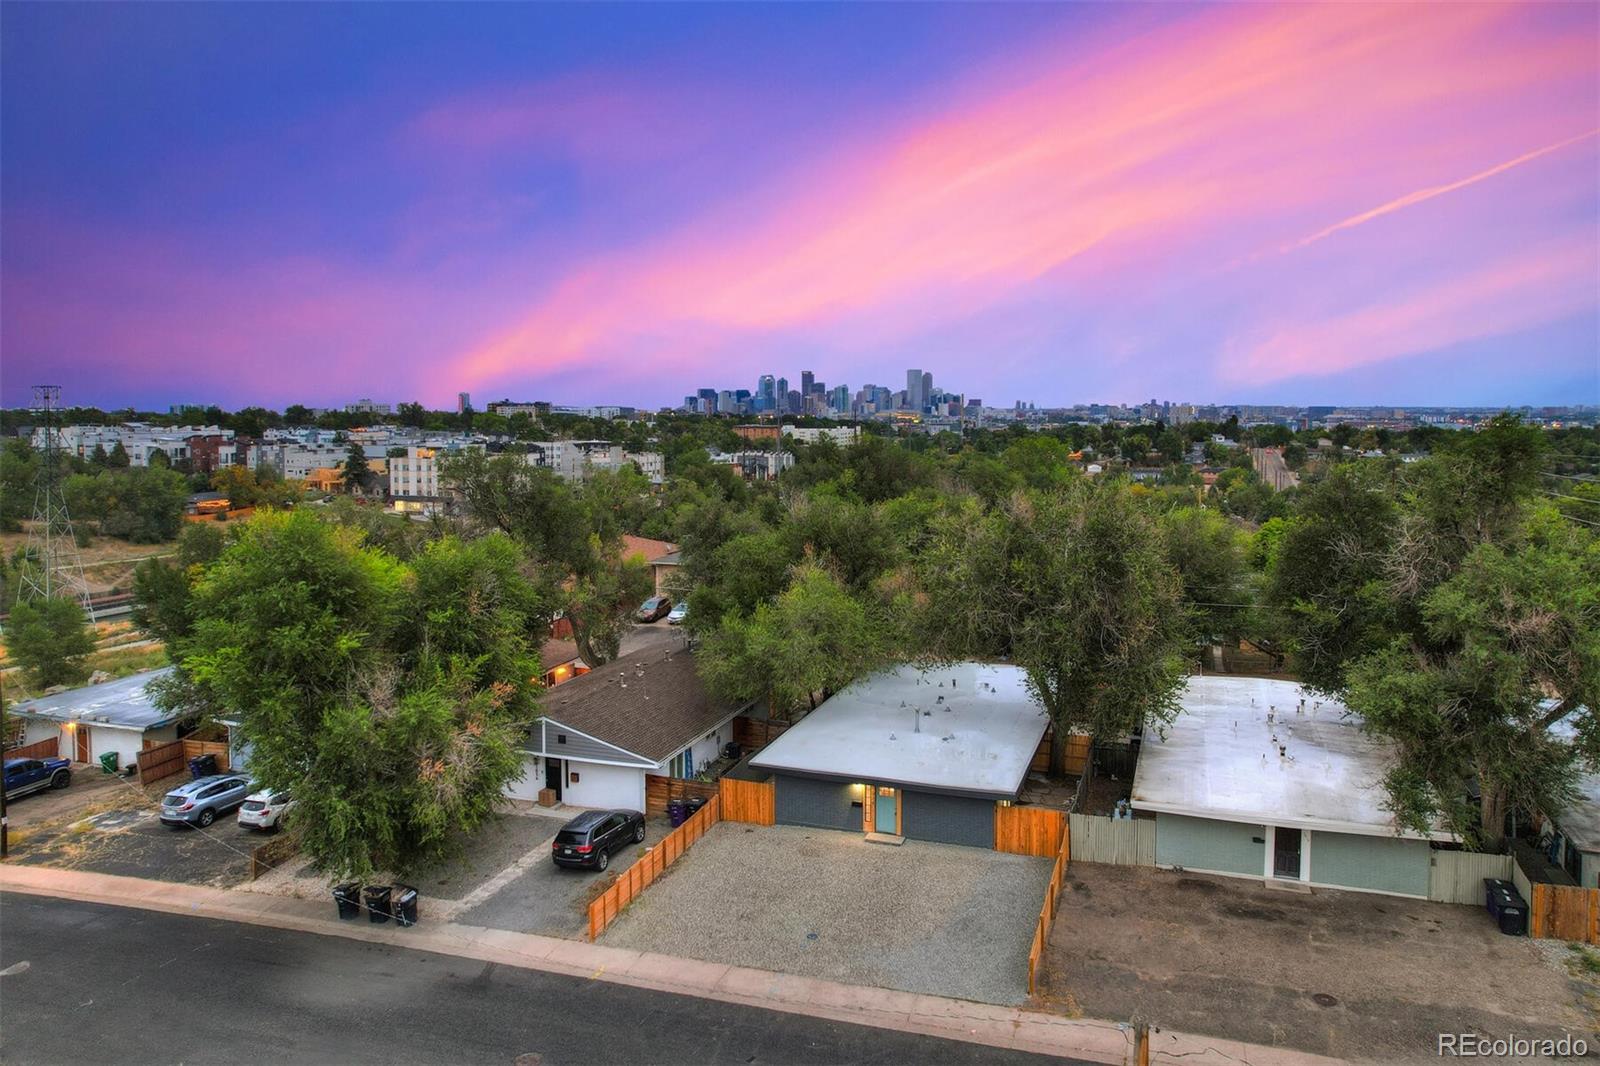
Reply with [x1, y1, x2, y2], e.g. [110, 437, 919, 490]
[10, 669, 184, 770]
[782, 425, 860, 446]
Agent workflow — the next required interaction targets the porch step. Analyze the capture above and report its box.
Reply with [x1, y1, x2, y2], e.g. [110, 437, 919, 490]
[1265, 877, 1312, 894]
[864, 833, 905, 846]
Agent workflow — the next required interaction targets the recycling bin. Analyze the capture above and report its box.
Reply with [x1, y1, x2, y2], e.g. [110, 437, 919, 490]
[393, 885, 419, 928]
[98, 751, 119, 775]
[333, 882, 363, 921]
[667, 800, 687, 828]
[188, 753, 219, 779]
[364, 884, 392, 924]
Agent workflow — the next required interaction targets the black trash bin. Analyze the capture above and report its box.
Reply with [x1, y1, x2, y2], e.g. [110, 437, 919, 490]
[685, 796, 708, 819]
[188, 753, 219, 779]
[364, 885, 392, 924]
[667, 800, 687, 828]
[1483, 878, 1528, 936]
[393, 884, 419, 928]
[333, 882, 363, 921]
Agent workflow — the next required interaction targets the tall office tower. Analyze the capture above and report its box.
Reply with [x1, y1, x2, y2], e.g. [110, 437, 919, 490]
[801, 370, 814, 398]
[457, 392, 472, 414]
[922, 372, 933, 409]
[775, 378, 789, 412]
[830, 385, 849, 413]
[906, 368, 923, 410]
[758, 374, 775, 411]
[787, 389, 802, 413]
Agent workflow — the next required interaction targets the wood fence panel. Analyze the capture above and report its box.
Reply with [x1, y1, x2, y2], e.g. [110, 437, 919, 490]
[644, 774, 719, 816]
[1067, 814, 1156, 866]
[138, 738, 231, 786]
[1028, 730, 1091, 775]
[1027, 823, 1072, 995]
[995, 805, 1065, 857]
[733, 715, 791, 752]
[1427, 850, 1515, 905]
[719, 777, 775, 824]
[587, 794, 722, 941]
[5, 736, 61, 761]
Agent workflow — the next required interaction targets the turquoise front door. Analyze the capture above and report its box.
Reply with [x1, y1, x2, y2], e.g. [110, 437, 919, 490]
[874, 787, 897, 834]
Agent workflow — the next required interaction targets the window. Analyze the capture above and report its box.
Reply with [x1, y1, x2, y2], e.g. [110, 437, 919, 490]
[557, 734, 567, 744]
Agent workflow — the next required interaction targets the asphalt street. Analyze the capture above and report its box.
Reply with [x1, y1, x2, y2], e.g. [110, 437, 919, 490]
[0, 894, 1088, 1066]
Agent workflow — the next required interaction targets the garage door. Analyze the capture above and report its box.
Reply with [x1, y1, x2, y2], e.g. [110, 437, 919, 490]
[774, 774, 860, 831]
[902, 790, 994, 848]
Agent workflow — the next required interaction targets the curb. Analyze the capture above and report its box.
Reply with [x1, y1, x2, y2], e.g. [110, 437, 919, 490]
[0, 864, 1341, 1066]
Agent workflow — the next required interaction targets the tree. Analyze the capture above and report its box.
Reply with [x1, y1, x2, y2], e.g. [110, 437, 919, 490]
[918, 484, 1189, 773]
[698, 564, 894, 719]
[106, 441, 131, 468]
[565, 544, 653, 666]
[167, 511, 541, 879]
[1162, 506, 1253, 644]
[342, 443, 373, 495]
[130, 523, 227, 644]
[7, 597, 96, 688]
[100, 466, 189, 542]
[1270, 416, 1598, 848]
[0, 439, 38, 531]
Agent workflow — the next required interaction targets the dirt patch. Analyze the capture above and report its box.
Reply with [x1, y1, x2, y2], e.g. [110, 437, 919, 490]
[1038, 864, 1597, 1064]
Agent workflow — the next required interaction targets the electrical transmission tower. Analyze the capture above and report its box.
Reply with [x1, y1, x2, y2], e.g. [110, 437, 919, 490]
[18, 385, 95, 620]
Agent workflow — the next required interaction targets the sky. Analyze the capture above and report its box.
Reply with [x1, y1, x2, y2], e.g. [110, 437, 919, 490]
[2, 2, 1596, 412]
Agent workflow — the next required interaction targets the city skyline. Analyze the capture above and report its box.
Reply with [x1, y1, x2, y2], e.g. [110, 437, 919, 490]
[3, 4, 1597, 411]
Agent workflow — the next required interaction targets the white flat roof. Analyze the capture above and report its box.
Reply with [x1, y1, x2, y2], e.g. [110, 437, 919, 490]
[1557, 774, 1600, 854]
[1132, 675, 1451, 841]
[749, 662, 1049, 798]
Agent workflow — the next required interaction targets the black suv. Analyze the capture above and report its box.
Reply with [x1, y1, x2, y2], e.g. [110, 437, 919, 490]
[551, 809, 646, 871]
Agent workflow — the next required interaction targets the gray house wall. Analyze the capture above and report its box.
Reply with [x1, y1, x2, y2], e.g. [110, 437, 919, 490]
[774, 774, 860, 832]
[1154, 813, 1264, 876]
[1310, 831, 1430, 897]
[534, 721, 651, 767]
[901, 790, 994, 848]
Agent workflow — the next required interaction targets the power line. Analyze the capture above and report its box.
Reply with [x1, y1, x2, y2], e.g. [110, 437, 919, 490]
[1543, 471, 1600, 482]
[1555, 511, 1600, 529]
[1542, 490, 1600, 506]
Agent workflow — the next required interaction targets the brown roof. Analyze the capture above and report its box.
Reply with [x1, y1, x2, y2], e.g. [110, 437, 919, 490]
[538, 646, 741, 762]
[621, 534, 677, 563]
[541, 638, 582, 670]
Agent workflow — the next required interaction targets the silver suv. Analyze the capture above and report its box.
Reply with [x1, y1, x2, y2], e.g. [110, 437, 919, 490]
[160, 774, 252, 828]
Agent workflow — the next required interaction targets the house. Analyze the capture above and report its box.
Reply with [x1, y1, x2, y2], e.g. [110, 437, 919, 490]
[10, 669, 184, 770]
[1131, 675, 1452, 898]
[506, 646, 748, 810]
[619, 535, 680, 595]
[747, 662, 1050, 848]
[648, 550, 682, 597]
[540, 637, 588, 688]
[1533, 772, 1600, 888]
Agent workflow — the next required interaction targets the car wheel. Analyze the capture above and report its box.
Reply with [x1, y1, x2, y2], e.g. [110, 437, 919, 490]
[51, 770, 71, 789]
[596, 849, 609, 871]
[197, 808, 216, 828]
[634, 823, 646, 843]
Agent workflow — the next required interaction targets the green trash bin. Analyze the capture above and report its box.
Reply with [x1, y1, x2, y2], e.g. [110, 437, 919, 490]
[98, 751, 119, 775]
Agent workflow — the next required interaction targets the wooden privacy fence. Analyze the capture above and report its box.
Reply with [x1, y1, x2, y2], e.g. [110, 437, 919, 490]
[1067, 813, 1156, 866]
[1027, 823, 1072, 996]
[1428, 850, 1515, 906]
[1529, 883, 1600, 943]
[996, 805, 1066, 857]
[588, 794, 721, 941]
[733, 715, 791, 752]
[6, 736, 61, 761]
[643, 774, 719, 816]
[249, 834, 299, 880]
[137, 738, 230, 786]
[719, 776, 775, 824]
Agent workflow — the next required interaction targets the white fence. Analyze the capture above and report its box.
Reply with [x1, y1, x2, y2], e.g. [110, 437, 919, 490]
[1427, 849, 1515, 906]
[1069, 813, 1156, 866]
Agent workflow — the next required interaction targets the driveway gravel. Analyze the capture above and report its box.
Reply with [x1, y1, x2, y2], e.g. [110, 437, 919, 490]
[602, 823, 1052, 1005]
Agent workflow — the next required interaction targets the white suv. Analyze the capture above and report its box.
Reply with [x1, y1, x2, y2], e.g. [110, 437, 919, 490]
[237, 788, 294, 831]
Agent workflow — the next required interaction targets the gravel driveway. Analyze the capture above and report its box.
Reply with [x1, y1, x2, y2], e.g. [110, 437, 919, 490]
[601, 823, 1052, 1005]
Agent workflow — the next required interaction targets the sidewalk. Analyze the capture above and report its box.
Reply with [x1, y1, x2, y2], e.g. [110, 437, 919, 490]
[0, 864, 1341, 1066]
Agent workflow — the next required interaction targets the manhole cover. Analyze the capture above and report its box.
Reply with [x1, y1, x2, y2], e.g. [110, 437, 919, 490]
[1311, 993, 1338, 1008]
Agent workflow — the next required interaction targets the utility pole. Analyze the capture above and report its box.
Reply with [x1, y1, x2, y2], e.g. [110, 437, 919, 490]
[18, 385, 95, 619]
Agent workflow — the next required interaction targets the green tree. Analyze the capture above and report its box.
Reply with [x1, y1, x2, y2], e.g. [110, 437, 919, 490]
[342, 442, 373, 494]
[1162, 506, 1253, 644]
[130, 523, 227, 644]
[565, 545, 653, 666]
[106, 441, 131, 468]
[168, 511, 540, 879]
[698, 564, 894, 719]
[0, 439, 38, 532]
[99, 466, 189, 542]
[918, 483, 1189, 773]
[7, 597, 96, 688]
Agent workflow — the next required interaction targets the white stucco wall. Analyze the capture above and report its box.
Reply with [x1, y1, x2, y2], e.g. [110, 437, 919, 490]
[88, 724, 173, 771]
[560, 760, 645, 812]
[503, 754, 546, 802]
[21, 720, 63, 756]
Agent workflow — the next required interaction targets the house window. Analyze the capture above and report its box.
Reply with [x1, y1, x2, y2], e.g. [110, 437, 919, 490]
[557, 734, 567, 744]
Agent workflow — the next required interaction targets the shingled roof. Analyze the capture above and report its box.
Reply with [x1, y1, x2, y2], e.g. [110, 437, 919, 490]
[536, 645, 741, 763]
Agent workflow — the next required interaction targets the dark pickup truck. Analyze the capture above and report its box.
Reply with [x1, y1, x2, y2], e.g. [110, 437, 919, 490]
[3, 756, 72, 800]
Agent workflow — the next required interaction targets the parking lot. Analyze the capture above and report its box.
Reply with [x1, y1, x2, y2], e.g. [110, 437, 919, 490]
[1038, 864, 1597, 1063]
[457, 815, 672, 937]
[9, 774, 258, 887]
[601, 823, 1053, 1005]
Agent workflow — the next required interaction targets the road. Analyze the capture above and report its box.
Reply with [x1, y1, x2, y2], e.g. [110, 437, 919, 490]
[0, 895, 1086, 1066]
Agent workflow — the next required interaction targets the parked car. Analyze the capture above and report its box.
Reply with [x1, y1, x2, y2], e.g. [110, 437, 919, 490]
[635, 595, 672, 622]
[3, 757, 71, 800]
[159, 774, 252, 828]
[551, 809, 646, 871]
[666, 601, 689, 625]
[237, 788, 295, 832]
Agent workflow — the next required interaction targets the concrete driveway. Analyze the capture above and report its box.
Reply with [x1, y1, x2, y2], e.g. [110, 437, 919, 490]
[601, 823, 1053, 1005]
[456, 815, 673, 938]
[1039, 864, 1596, 1063]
